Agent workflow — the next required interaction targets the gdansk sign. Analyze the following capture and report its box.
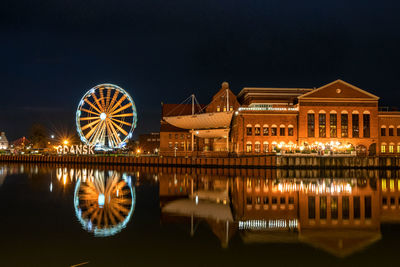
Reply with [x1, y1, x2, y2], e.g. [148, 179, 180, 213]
[57, 144, 95, 155]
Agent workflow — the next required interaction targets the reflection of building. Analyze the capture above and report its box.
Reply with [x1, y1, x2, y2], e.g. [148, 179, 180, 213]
[138, 132, 160, 154]
[159, 169, 400, 257]
[161, 80, 400, 156]
[0, 132, 9, 150]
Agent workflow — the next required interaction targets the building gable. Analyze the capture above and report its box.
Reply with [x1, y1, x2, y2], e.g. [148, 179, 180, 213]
[298, 80, 379, 101]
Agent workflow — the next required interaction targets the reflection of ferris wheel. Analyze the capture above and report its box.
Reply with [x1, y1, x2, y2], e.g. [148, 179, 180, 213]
[74, 170, 135, 237]
[76, 83, 137, 150]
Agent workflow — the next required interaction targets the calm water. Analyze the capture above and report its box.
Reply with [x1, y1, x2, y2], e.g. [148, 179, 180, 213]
[0, 164, 400, 267]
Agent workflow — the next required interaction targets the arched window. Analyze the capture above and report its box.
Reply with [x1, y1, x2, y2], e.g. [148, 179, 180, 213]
[271, 124, 277, 136]
[363, 112, 370, 138]
[307, 112, 315, 137]
[271, 141, 277, 152]
[319, 112, 326, 138]
[381, 125, 386, 137]
[389, 143, 395, 153]
[246, 141, 252, 153]
[341, 111, 348, 138]
[330, 111, 337, 138]
[397, 143, 400, 153]
[279, 124, 285, 136]
[263, 124, 269, 136]
[381, 142, 387, 153]
[255, 124, 261, 136]
[397, 126, 400, 136]
[246, 124, 252, 136]
[263, 141, 269, 153]
[255, 141, 261, 153]
[288, 124, 294, 136]
[389, 125, 394, 136]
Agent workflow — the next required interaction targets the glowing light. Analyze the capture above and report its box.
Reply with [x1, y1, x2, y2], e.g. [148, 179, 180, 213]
[63, 140, 69, 145]
[136, 149, 141, 154]
[100, 113, 107, 120]
[98, 194, 105, 206]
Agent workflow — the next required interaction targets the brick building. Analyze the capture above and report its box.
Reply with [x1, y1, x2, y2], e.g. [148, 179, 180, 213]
[161, 80, 400, 156]
[138, 132, 160, 154]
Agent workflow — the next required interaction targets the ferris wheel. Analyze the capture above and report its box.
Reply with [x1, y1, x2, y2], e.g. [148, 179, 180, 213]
[76, 83, 137, 150]
[74, 170, 135, 237]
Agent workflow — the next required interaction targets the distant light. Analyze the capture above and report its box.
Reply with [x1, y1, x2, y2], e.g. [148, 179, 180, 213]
[63, 140, 69, 145]
[195, 195, 199, 205]
[51, 135, 55, 139]
[136, 149, 141, 154]
[50, 182, 53, 192]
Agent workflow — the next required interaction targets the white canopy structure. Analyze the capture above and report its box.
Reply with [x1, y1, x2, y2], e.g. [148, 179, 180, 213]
[163, 111, 234, 130]
[162, 199, 233, 222]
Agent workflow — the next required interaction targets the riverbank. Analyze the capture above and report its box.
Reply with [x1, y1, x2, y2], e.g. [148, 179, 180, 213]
[0, 154, 399, 168]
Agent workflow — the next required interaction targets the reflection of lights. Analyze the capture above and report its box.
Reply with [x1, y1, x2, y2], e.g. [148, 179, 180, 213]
[74, 170, 136, 237]
[195, 195, 199, 205]
[98, 194, 105, 206]
[50, 182, 53, 192]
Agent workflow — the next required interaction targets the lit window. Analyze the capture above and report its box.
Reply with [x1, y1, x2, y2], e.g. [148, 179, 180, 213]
[381, 144, 386, 153]
[263, 125, 269, 136]
[168, 142, 172, 148]
[246, 126, 252, 136]
[263, 142, 269, 153]
[217, 106, 220, 112]
[390, 179, 395, 191]
[247, 178, 252, 188]
[382, 179, 387, 192]
[255, 143, 261, 153]
[389, 145, 394, 153]
[255, 126, 261, 136]
[288, 127, 294, 136]
[271, 127, 277, 136]
[397, 144, 400, 153]
[246, 143, 252, 153]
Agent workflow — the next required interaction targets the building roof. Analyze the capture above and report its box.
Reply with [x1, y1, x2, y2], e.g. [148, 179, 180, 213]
[237, 87, 313, 105]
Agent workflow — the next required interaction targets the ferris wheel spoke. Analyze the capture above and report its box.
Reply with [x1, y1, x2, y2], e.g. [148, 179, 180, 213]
[110, 113, 134, 118]
[81, 108, 100, 116]
[110, 102, 132, 116]
[110, 118, 132, 126]
[107, 90, 120, 113]
[90, 121, 104, 144]
[84, 99, 103, 114]
[108, 95, 127, 114]
[109, 119, 128, 136]
[105, 120, 119, 147]
[99, 87, 106, 110]
[84, 121, 102, 140]
[91, 93, 104, 112]
[80, 116, 100, 121]
[81, 118, 101, 131]
[105, 88, 111, 109]
[108, 120, 123, 144]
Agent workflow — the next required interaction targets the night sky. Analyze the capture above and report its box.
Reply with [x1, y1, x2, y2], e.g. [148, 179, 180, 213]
[1, 0, 400, 140]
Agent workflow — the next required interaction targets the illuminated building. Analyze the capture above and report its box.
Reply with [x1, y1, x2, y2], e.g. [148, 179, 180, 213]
[161, 80, 400, 156]
[0, 132, 9, 150]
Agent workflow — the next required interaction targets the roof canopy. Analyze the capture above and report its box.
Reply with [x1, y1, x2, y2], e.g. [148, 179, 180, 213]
[163, 111, 234, 130]
[162, 199, 233, 221]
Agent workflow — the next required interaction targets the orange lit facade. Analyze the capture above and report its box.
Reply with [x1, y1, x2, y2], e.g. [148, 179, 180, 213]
[161, 80, 400, 156]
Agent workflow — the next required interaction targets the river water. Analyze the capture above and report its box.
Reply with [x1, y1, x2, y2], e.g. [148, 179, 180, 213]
[0, 164, 399, 266]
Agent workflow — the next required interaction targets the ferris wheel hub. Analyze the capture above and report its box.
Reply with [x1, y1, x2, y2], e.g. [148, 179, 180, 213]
[100, 112, 107, 120]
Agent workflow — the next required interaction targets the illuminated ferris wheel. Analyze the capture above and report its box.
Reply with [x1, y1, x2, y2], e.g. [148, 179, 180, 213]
[74, 170, 135, 237]
[76, 83, 137, 150]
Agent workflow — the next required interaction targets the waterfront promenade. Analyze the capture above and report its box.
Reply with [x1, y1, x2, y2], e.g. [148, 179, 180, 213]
[0, 154, 399, 168]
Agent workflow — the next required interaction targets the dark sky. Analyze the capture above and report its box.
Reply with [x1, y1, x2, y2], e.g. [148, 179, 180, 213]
[1, 0, 400, 140]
